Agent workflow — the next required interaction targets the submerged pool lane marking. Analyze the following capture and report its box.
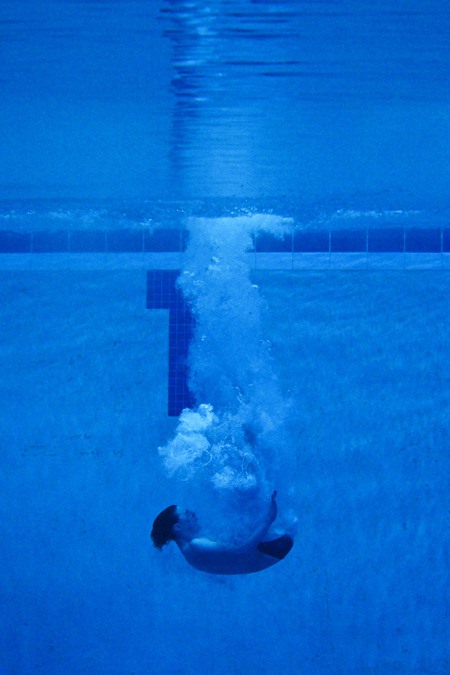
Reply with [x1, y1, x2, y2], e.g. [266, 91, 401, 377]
[0, 227, 448, 254]
[146, 270, 196, 416]
[0, 227, 448, 271]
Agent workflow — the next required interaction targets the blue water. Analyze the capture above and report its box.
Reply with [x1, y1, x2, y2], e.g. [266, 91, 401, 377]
[1, 1, 449, 673]
[1, 0, 450, 203]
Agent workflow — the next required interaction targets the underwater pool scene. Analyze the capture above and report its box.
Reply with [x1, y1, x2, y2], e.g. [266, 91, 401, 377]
[1, 1, 449, 673]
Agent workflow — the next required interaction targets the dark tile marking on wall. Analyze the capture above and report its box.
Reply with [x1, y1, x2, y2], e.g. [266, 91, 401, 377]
[254, 232, 292, 252]
[33, 231, 69, 252]
[0, 228, 447, 256]
[443, 229, 450, 252]
[405, 228, 441, 253]
[107, 230, 143, 252]
[368, 228, 404, 253]
[293, 231, 329, 252]
[0, 231, 32, 252]
[144, 228, 182, 252]
[147, 270, 196, 417]
[331, 229, 367, 252]
[69, 230, 106, 252]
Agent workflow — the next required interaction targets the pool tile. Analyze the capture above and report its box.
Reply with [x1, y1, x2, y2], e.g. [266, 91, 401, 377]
[404, 253, 443, 269]
[368, 228, 404, 252]
[144, 228, 182, 252]
[107, 230, 143, 252]
[255, 252, 293, 269]
[405, 228, 441, 252]
[0, 231, 31, 252]
[331, 229, 367, 252]
[329, 253, 368, 269]
[293, 231, 329, 252]
[70, 230, 106, 252]
[147, 270, 196, 416]
[33, 231, 69, 252]
[254, 232, 292, 252]
[367, 253, 405, 270]
[443, 229, 450, 252]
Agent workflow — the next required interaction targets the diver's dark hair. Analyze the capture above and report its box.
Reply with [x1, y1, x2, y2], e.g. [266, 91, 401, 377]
[151, 505, 179, 550]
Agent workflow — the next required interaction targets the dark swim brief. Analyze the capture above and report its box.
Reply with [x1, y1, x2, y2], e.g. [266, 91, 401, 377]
[257, 534, 294, 560]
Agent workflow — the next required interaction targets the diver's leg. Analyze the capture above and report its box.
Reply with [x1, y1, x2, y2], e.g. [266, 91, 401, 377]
[257, 534, 294, 560]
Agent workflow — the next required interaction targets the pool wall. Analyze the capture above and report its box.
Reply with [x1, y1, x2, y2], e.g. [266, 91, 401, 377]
[0, 268, 448, 674]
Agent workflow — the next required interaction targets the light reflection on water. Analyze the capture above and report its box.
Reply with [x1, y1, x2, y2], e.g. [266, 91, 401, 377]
[0, 0, 449, 204]
[162, 0, 449, 106]
[161, 0, 450, 200]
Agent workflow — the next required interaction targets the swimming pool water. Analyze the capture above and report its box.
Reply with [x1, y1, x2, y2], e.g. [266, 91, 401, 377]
[1, 0, 449, 673]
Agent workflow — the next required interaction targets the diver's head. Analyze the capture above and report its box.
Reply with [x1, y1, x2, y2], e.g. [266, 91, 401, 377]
[151, 505, 179, 549]
[151, 506, 200, 549]
[173, 509, 200, 542]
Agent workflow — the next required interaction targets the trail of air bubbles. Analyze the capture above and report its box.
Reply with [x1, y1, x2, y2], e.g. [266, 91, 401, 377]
[159, 214, 292, 503]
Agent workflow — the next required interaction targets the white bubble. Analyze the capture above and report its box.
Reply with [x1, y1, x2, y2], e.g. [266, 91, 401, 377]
[158, 215, 292, 498]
